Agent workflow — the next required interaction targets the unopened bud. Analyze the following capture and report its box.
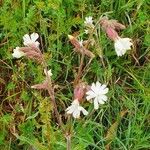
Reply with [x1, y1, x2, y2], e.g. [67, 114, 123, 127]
[74, 82, 87, 102]
[106, 28, 119, 41]
[68, 35, 74, 40]
[68, 35, 95, 58]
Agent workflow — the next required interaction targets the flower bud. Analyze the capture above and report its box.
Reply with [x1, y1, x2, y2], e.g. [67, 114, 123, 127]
[74, 82, 87, 102]
[106, 28, 119, 41]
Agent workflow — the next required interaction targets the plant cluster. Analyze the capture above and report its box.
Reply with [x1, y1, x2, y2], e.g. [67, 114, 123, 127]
[0, 0, 149, 150]
[11, 16, 133, 149]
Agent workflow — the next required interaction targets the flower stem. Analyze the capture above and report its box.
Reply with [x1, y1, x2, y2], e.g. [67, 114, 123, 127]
[42, 59, 64, 132]
[74, 17, 103, 86]
[74, 53, 85, 86]
[66, 134, 71, 150]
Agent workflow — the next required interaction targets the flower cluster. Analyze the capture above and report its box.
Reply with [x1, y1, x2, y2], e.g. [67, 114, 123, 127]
[66, 81, 109, 118]
[12, 33, 52, 90]
[12, 33, 42, 62]
[100, 17, 133, 56]
[12, 16, 133, 120]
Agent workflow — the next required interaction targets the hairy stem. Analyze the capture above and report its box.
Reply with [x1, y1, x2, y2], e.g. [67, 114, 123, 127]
[42, 59, 64, 131]
[74, 53, 85, 86]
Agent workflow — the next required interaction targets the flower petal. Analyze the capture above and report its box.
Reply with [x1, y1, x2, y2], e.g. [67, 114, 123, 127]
[73, 109, 80, 118]
[97, 96, 105, 104]
[100, 94, 108, 101]
[86, 90, 96, 99]
[66, 106, 75, 114]
[31, 33, 39, 42]
[86, 95, 94, 101]
[12, 47, 25, 58]
[114, 37, 133, 56]
[94, 97, 99, 110]
[81, 107, 88, 116]
[100, 87, 109, 94]
[96, 81, 101, 89]
[91, 83, 98, 93]
[23, 33, 40, 47]
[23, 34, 31, 43]
[34, 41, 40, 47]
[79, 106, 88, 116]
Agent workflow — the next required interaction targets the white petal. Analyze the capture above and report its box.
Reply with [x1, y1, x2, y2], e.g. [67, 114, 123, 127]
[86, 95, 95, 101]
[100, 87, 109, 95]
[114, 37, 132, 56]
[91, 83, 96, 89]
[86, 90, 97, 100]
[94, 97, 99, 110]
[84, 30, 89, 34]
[66, 100, 79, 115]
[30, 33, 39, 42]
[34, 41, 40, 47]
[73, 109, 80, 118]
[86, 90, 96, 98]
[48, 70, 52, 76]
[94, 82, 102, 94]
[85, 16, 93, 24]
[96, 81, 102, 90]
[44, 69, 53, 77]
[23, 33, 40, 47]
[66, 106, 74, 114]
[99, 84, 106, 90]
[66, 99, 88, 118]
[100, 94, 108, 102]
[23, 34, 31, 43]
[114, 43, 124, 56]
[84, 16, 94, 28]
[96, 95, 107, 105]
[12, 47, 25, 58]
[72, 99, 79, 105]
[80, 107, 88, 116]
[98, 99, 105, 104]
[91, 83, 97, 93]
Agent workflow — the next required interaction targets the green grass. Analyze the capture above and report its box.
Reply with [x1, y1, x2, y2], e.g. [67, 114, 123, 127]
[0, 0, 150, 150]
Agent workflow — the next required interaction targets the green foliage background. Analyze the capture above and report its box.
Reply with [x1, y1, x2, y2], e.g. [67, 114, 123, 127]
[0, 0, 150, 149]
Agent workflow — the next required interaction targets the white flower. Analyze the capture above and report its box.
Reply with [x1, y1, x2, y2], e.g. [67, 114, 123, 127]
[84, 29, 89, 34]
[86, 81, 109, 110]
[84, 16, 94, 28]
[12, 47, 25, 58]
[23, 33, 40, 47]
[47, 69, 52, 76]
[114, 37, 133, 56]
[44, 69, 52, 77]
[79, 39, 83, 47]
[66, 99, 88, 118]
